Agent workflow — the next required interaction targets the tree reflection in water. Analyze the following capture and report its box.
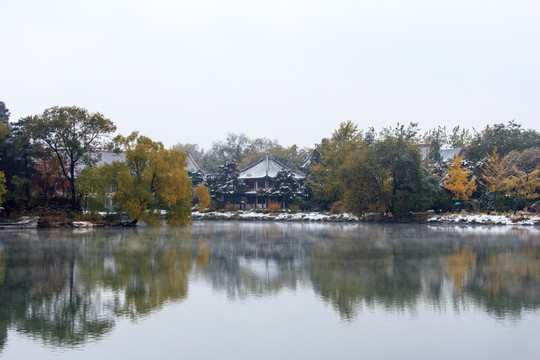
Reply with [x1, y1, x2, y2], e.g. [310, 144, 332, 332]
[0, 223, 539, 351]
[0, 227, 193, 350]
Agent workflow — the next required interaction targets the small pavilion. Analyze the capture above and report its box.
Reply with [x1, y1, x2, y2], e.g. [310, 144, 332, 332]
[237, 154, 304, 209]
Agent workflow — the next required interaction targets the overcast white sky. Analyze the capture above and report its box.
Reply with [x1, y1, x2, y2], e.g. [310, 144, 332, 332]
[2, 0, 539, 149]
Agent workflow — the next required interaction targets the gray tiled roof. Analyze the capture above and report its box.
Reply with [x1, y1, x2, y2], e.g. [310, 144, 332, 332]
[439, 148, 462, 162]
[238, 156, 304, 180]
[75, 151, 125, 172]
[186, 153, 202, 173]
[89, 151, 202, 172]
[419, 147, 463, 162]
[96, 151, 126, 166]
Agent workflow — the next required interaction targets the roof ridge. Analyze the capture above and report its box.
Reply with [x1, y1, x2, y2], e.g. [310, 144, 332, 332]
[267, 156, 304, 176]
[238, 154, 306, 178]
[238, 156, 267, 173]
[187, 153, 202, 173]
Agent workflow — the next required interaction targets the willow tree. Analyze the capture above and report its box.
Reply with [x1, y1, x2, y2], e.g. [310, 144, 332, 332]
[26, 106, 116, 209]
[113, 132, 192, 225]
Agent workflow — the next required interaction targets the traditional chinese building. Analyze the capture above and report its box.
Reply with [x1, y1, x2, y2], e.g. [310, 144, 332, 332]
[186, 153, 203, 173]
[237, 154, 304, 209]
[95, 150, 202, 172]
[418, 147, 463, 163]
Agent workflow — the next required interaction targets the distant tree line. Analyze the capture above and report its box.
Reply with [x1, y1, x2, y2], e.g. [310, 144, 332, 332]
[1, 100, 539, 221]
[305, 120, 540, 217]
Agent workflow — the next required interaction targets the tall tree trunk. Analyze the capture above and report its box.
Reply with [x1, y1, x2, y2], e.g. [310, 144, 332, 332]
[70, 165, 78, 210]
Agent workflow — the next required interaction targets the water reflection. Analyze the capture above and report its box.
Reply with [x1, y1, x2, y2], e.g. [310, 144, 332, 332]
[0, 223, 539, 351]
[0, 227, 193, 350]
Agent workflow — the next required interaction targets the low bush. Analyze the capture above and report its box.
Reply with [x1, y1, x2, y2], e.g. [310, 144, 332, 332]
[268, 202, 282, 212]
[289, 204, 299, 213]
[330, 201, 345, 214]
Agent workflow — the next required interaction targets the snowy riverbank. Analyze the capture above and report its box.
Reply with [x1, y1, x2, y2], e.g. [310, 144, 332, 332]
[50, 210, 540, 227]
[192, 210, 540, 225]
[426, 213, 540, 225]
[191, 211, 359, 222]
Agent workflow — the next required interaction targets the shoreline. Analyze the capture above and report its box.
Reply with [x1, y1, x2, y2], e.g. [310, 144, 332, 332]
[9, 211, 539, 228]
[426, 212, 540, 226]
[192, 210, 540, 226]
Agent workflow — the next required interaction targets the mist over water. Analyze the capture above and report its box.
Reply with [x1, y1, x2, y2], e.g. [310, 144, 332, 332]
[1, 223, 539, 359]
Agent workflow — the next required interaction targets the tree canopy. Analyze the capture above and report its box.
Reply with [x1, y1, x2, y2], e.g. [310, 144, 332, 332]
[339, 146, 392, 216]
[25, 106, 116, 209]
[0, 170, 6, 206]
[444, 154, 477, 201]
[0, 101, 10, 125]
[265, 169, 302, 208]
[338, 126, 429, 218]
[0, 101, 8, 205]
[309, 121, 364, 208]
[111, 132, 193, 225]
[466, 121, 540, 165]
[204, 161, 244, 208]
[194, 184, 211, 212]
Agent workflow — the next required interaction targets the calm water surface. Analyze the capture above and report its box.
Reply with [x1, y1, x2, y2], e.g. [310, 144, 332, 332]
[1, 222, 539, 359]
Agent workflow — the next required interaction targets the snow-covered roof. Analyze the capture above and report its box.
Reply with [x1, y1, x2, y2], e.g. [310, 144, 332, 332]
[239, 155, 304, 180]
[419, 147, 463, 162]
[88, 151, 202, 172]
[300, 153, 313, 171]
[439, 148, 462, 162]
[186, 153, 203, 173]
[96, 151, 126, 166]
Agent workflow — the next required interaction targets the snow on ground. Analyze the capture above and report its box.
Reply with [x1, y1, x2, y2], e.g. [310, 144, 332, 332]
[427, 213, 540, 225]
[192, 210, 540, 225]
[191, 211, 358, 222]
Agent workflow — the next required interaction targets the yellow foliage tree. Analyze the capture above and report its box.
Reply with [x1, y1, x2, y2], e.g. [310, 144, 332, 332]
[194, 184, 211, 212]
[482, 147, 508, 193]
[444, 154, 477, 201]
[498, 147, 540, 206]
[503, 169, 540, 203]
[113, 132, 193, 225]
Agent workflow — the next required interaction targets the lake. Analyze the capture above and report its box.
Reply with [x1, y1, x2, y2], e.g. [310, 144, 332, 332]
[1, 222, 539, 359]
